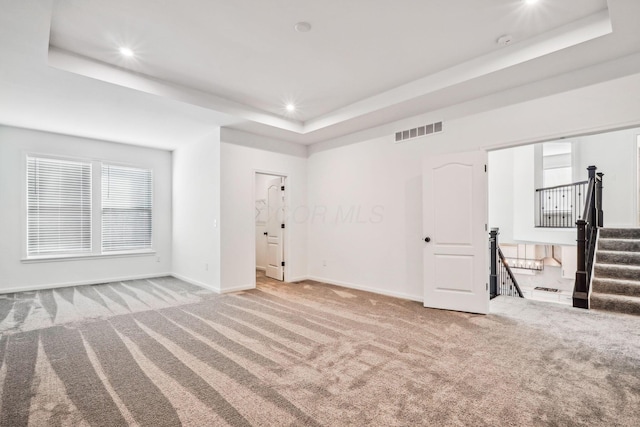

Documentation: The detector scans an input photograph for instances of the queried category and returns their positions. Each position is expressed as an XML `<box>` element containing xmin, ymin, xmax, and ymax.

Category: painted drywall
<box><xmin>0</xmin><ymin>125</ymin><xmax>172</xmax><ymax>292</ymax></box>
<box><xmin>307</xmin><ymin>135</ymin><xmax>424</xmax><ymax>301</ymax></box>
<box><xmin>307</xmin><ymin>71</ymin><xmax>640</xmax><ymax>301</ymax></box>
<box><xmin>172</xmin><ymin>130</ymin><xmax>221</xmax><ymax>291</ymax></box>
<box><xmin>220</xmin><ymin>130</ymin><xmax>308</xmax><ymax>291</ymax></box>
<box><xmin>574</xmin><ymin>127</ymin><xmax>639</xmax><ymax>228</ymax></box>
<box><xmin>488</xmin><ymin>148</ymin><xmax>515</xmax><ymax>243</ymax></box>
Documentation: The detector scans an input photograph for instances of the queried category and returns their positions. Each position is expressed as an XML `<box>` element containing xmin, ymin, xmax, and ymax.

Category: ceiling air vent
<box><xmin>394</xmin><ymin>121</ymin><xmax>443</xmax><ymax>143</ymax></box>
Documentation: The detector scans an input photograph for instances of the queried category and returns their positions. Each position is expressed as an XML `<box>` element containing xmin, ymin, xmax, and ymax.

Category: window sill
<box><xmin>21</xmin><ymin>250</ymin><xmax>156</xmax><ymax>263</ymax></box>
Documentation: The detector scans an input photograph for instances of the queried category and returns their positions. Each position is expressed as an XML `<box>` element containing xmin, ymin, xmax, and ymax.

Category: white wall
<box><xmin>488</xmin><ymin>148</ymin><xmax>515</xmax><ymax>243</ymax></box>
<box><xmin>220</xmin><ymin>129</ymin><xmax>308</xmax><ymax>291</ymax></box>
<box><xmin>307</xmin><ymin>135</ymin><xmax>424</xmax><ymax>301</ymax></box>
<box><xmin>307</xmin><ymin>72</ymin><xmax>640</xmax><ymax>302</ymax></box>
<box><xmin>172</xmin><ymin>130</ymin><xmax>221</xmax><ymax>291</ymax></box>
<box><xmin>574</xmin><ymin>127</ymin><xmax>639</xmax><ymax>228</ymax></box>
<box><xmin>0</xmin><ymin>125</ymin><xmax>172</xmax><ymax>292</ymax></box>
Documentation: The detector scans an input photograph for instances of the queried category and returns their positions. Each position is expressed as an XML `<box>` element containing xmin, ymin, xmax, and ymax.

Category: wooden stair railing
<box><xmin>573</xmin><ymin>165</ymin><xmax>604</xmax><ymax>309</ymax></box>
<box><xmin>490</xmin><ymin>228</ymin><xmax>524</xmax><ymax>299</ymax></box>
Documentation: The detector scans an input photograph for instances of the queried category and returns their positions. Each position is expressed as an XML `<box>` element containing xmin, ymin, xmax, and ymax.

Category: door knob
<box><xmin>264</xmin><ymin>232</ymin><xmax>268</xmax><ymax>236</ymax></box>
<box><xmin>424</xmin><ymin>237</ymin><xmax>431</xmax><ymax>243</ymax></box>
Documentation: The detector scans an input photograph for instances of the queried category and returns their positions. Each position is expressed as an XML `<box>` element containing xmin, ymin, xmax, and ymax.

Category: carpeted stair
<box><xmin>591</xmin><ymin>228</ymin><xmax>640</xmax><ymax>315</ymax></box>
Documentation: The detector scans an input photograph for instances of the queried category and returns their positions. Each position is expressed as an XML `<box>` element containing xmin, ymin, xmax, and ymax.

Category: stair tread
<box><xmin>591</xmin><ymin>292</ymin><xmax>640</xmax><ymax>302</ymax></box>
<box><xmin>595</xmin><ymin>263</ymin><xmax>640</xmax><ymax>269</ymax></box>
<box><xmin>593</xmin><ymin>277</ymin><xmax>640</xmax><ymax>285</ymax></box>
<box><xmin>597</xmin><ymin>250</ymin><xmax>640</xmax><ymax>254</ymax></box>
<box><xmin>600</xmin><ymin>228</ymin><xmax>640</xmax><ymax>240</ymax></box>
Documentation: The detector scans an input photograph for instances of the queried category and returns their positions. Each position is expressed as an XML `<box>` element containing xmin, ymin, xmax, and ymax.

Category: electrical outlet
<box><xmin>322</xmin><ymin>260</ymin><xmax>327</xmax><ymax>267</ymax></box>
<box><xmin>205</xmin><ymin>263</ymin><xmax>209</xmax><ymax>271</ymax></box>
<box><xmin>156</xmin><ymin>256</ymin><xmax>161</xmax><ymax>263</ymax></box>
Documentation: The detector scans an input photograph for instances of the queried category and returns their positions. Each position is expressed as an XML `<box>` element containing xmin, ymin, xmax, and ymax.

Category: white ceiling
<box><xmin>2</xmin><ymin>0</ymin><xmax>640</xmax><ymax>149</ymax></box>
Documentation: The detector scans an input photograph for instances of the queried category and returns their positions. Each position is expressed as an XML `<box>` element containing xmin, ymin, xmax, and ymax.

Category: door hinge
<box><xmin>484</xmin><ymin>164</ymin><xmax>487</xmax><ymax>172</ymax></box>
<box><xmin>281</xmin><ymin>185</ymin><xmax>285</xmax><ymax>191</ymax></box>
<box><xmin>281</xmin><ymin>223</ymin><xmax>285</xmax><ymax>229</ymax></box>
<box><xmin>281</xmin><ymin>261</ymin><xmax>285</xmax><ymax>266</ymax></box>
<box><xmin>485</xmin><ymin>224</ymin><xmax>488</xmax><ymax>231</ymax></box>
<box><xmin>486</xmin><ymin>283</ymin><xmax>488</xmax><ymax>291</ymax></box>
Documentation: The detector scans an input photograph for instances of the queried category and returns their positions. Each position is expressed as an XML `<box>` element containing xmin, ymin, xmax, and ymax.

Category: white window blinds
<box><xmin>27</xmin><ymin>156</ymin><xmax>92</xmax><ymax>255</ymax></box>
<box><xmin>102</xmin><ymin>164</ymin><xmax>153</xmax><ymax>252</ymax></box>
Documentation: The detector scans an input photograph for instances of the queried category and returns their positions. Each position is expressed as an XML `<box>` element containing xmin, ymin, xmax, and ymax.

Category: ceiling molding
<box><xmin>303</xmin><ymin>10</ymin><xmax>612</xmax><ymax>133</ymax></box>
<box><xmin>47</xmin><ymin>9</ymin><xmax>611</xmax><ymax>138</ymax></box>
<box><xmin>48</xmin><ymin>47</ymin><xmax>304</xmax><ymax>133</ymax></box>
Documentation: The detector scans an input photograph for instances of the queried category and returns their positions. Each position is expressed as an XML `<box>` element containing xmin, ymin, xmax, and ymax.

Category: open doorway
<box><xmin>488</xmin><ymin>126</ymin><xmax>640</xmax><ymax>306</ymax></box>
<box><xmin>255</xmin><ymin>172</ymin><xmax>286</xmax><ymax>281</ymax></box>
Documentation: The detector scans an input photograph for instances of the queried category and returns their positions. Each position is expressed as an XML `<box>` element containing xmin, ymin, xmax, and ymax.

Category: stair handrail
<box><xmin>573</xmin><ymin>166</ymin><xmax>604</xmax><ymax>309</ymax></box>
<box><xmin>535</xmin><ymin>180</ymin><xmax>589</xmax><ymax>228</ymax></box>
<box><xmin>490</xmin><ymin>228</ymin><xmax>524</xmax><ymax>299</ymax></box>
<box><xmin>498</xmin><ymin>246</ymin><xmax>524</xmax><ymax>298</ymax></box>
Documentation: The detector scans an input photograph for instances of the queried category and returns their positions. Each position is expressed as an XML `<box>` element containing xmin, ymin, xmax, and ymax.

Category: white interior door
<box><xmin>423</xmin><ymin>151</ymin><xmax>488</xmax><ymax>314</ymax></box>
<box><xmin>266</xmin><ymin>177</ymin><xmax>285</xmax><ymax>281</ymax></box>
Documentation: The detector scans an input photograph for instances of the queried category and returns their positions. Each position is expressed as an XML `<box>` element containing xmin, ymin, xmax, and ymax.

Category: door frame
<box><xmin>252</xmin><ymin>169</ymin><xmax>290</xmax><ymax>285</ymax></box>
<box><xmin>636</xmin><ymin>134</ymin><xmax>640</xmax><ymax>226</ymax></box>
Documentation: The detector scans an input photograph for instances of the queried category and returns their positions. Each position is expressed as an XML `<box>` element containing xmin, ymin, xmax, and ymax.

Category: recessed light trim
<box><xmin>119</xmin><ymin>47</ymin><xmax>134</xmax><ymax>57</ymax></box>
<box><xmin>286</xmin><ymin>103</ymin><xmax>296</xmax><ymax>112</ymax></box>
<box><xmin>524</xmin><ymin>0</ymin><xmax>539</xmax><ymax>5</ymax></box>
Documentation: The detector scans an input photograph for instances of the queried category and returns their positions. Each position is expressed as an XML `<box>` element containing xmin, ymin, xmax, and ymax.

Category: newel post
<box><xmin>573</xmin><ymin>219</ymin><xmax>588</xmax><ymax>309</ymax></box>
<box><xmin>489</xmin><ymin>228</ymin><xmax>499</xmax><ymax>298</ymax></box>
<box><xmin>596</xmin><ymin>172</ymin><xmax>604</xmax><ymax>228</ymax></box>
<box><xmin>587</xmin><ymin>166</ymin><xmax>597</xmax><ymax>225</ymax></box>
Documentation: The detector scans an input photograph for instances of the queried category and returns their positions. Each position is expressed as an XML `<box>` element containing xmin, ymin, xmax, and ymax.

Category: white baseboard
<box><xmin>255</xmin><ymin>266</ymin><xmax>266</xmax><ymax>271</ymax></box>
<box><xmin>306</xmin><ymin>275</ymin><xmax>423</xmax><ymax>303</ymax></box>
<box><xmin>287</xmin><ymin>276</ymin><xmax>309</xmax><ymax>283</ymax></box>
<box><xmin>0</xmin><ymin>272</ymin><xmax>172</xmax><ymax>294</ymax></box>
<box><xmin>170</xmin><ymin>273</ymin><xmax>221</xmax><ymax>294</ymax></box>
<box><xmin>220</xmin><ymin>284</ymin><xmax>256</xmax><ymax>294</ymax></box>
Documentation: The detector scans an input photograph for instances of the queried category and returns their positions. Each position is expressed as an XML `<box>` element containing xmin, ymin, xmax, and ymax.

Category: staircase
<box><xmin>591</xmin><ymin>228</ymin><xmax>640</xmax><ymax>315</ymax></box>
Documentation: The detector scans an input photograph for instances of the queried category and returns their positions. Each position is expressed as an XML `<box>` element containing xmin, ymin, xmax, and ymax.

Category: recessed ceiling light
<box><xmin>119</xmin><ymin>47</ymin><xmax>134</xmax><ymax>57</ymax></box>
<box><xmin>524</xmin><ymin>0</ymin><xmax>539</xmax><ymax>5</ymax></box>
<box><xmin>294</xmin><ymin>22</ymin><xmax>312</xmax><ymax>33</ymax></box>
<box><xmin>286</xmin><ymin>103</ymin><xmax>296</xmax><ymax>112</ymax></box>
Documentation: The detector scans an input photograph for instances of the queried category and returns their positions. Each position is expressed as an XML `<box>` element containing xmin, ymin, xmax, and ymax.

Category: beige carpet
<box><xmin>1</xmin><ymin>273</ymin><xmax>640</xmax><ymax>426</ymax></box>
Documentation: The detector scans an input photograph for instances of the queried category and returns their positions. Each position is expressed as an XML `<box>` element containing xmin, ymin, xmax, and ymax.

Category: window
<box><xmin>542</xmin><ymin>142</ymin><xmax>572</xmax><ymax>187</ymax></box>
<box><xmin>25</xmin><ymin>155</ymin><xmax>153</xmax><ymax>259</ymax></box>
<box><xmin>102</xmin><ymin>164</ymin><xmax>153</xmax><ymax>252</ymax></box>
<box><xmin>27</xmin><ymin>156</ymin><xmax>92</xmax><ymax>255</ymax></box>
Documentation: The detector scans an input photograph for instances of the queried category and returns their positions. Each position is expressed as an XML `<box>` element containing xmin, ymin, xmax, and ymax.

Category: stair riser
<box><xmin>594</xmin><ymin>265</ymin><xmax>640</xmax><ymax>281</ymax></box>
<box><xmin>600</xmin><ymin>229</ymin><xmax>640</xmax><ymax>239</ymax></box>
<box><xmin>591</xmin><ymin>295</ymin><xmax>640</xmax><ymax>316</ymax></box>
<box><xmin>592</xmin><ymin>280</ymin><xmax>640</xmax><ymax>297</ymax></box>
<box><xmin>598</xmin><ymin>240</ymin><xmax>640</xmax><ymax>252</ymax></box>
<box><xmin>596</xmin><ymin>252</ymin><xmax>640</xmax><ymax>265</ymax></box>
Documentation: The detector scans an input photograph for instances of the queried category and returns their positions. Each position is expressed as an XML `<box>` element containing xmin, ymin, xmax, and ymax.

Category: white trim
<box><xmin>0</xmin><ymin>272</ymin><xmax>171</xmax><ymax>294</ymax></box>
<box><xmin>253</xmin><ymin>170</ymin><xmax>290</xmax><ymax>285</ymax></box>
<box><xmin>636</xmin><ymin>134</ymin><xmax>640</xmax><ymax>227</ymax></box>
<box><xmin>306</xmin><ymin>275</ymin><xmax>423</xmax><ymax>303</ymax></box>
<box><xmin>21</xmin><ymin>250</ymin><xmax>156</xmax><ymax>263</ymax></box>
<box><xmin>287</xmin><ymin>276</ymin><xmax>309</xmax><ymax>283</ymax></box>
<box><xmin>170</xmin><ymin>273</ymin><xmax>220</xmax><ymax>294</ymax></box>
<box><xmin>220</xmin><ymin>284</ymin><xmax>256</xmax><ymax>294</ymax></box>
<box><xmin>255</xmin><ymin>266</ymin><xmax>266</xmax><ymax>271</ymax></box>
